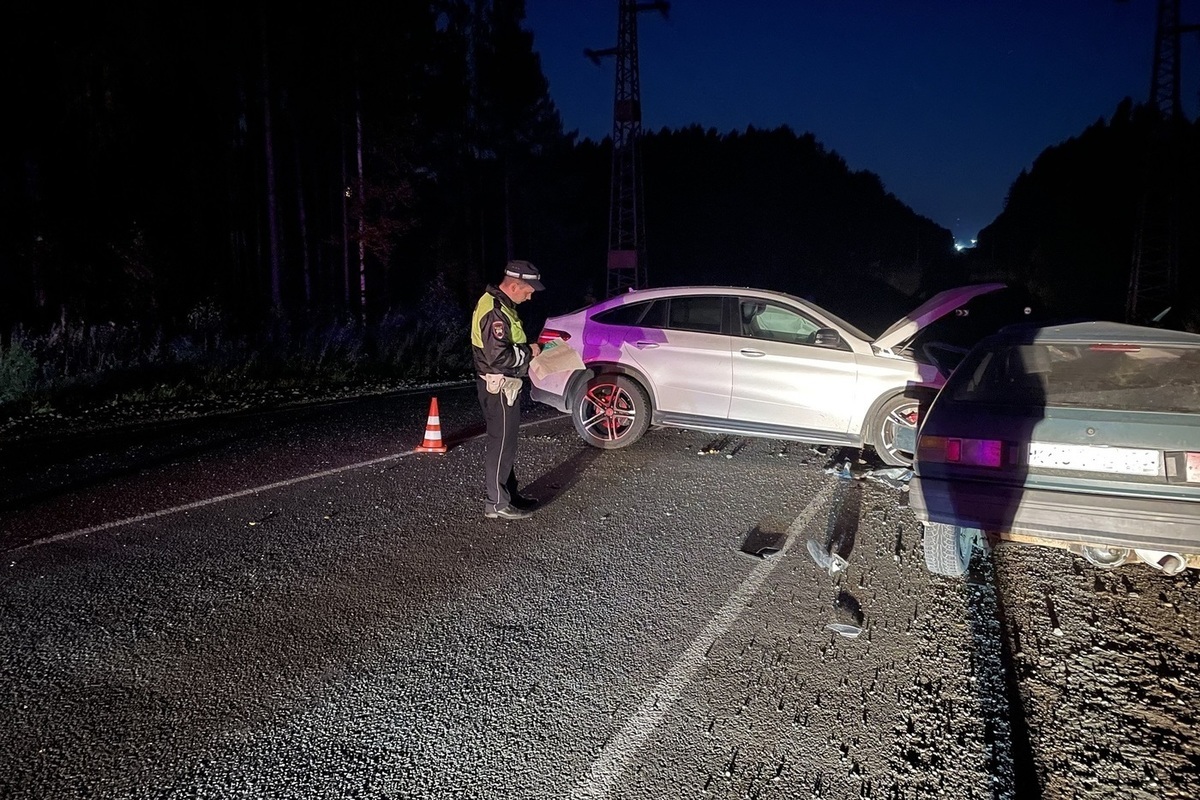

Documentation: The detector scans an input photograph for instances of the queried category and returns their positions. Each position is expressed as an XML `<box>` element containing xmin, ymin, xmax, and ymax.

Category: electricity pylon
<box><xmin>1127</xmin><ymin>0</ymin><xmax>1198</xmax><ymax>323</ymax></box>
<box><xmin>585</xmin><ymin>0</ymin><xmax>669</xmax><ymax>297</ymax></box>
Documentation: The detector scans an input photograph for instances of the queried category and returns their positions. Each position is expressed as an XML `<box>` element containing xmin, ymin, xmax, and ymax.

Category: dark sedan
<box><xmin>909</xmin><ymin>320</ymin><xmax>1200</xmax><ymax>577</ymax></box>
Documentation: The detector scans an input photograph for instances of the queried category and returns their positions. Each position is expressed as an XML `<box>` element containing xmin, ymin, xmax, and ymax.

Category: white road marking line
<box><xmin>10</xmin><ymin>414</ymin><xmax>565</xmax><ymax>553</ymax></box>
<box><xmin>570</xmin><ymin>482</ymin><xmax>838</xmax><ymax>799</ymax></box>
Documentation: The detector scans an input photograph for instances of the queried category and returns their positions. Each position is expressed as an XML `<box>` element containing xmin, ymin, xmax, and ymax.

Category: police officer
<box><xmin>471</xmin><ymin>260</ymin><xmax>544</xmax><ymax>520</ymax></box>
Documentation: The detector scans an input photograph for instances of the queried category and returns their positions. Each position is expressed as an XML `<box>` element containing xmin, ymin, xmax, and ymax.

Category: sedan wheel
<box><xmin>572</xmin><ymin>374</ymin><xmax>651</xmax><ymax>450</ymax></box>
<box><xmin>871</xmin><ymin>394</ymin><xmax>922</xmax><ymax>467</ymax></box>
<box><xmin>923</xmin><ymin>522</ymin><xmax>977</xmax><ymax>577</ymax></box>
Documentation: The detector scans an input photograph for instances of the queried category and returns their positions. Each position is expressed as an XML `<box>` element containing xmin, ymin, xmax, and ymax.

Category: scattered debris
<box><xmin>809</xmin><ymin>478</ymin><xmax>861</xmax><ymax>577</ymax></box>
<box><xmin>806</xmin><ymin>539</ymin><xmax>849</xmax><ymax>576</ymax></box>
<box><xmin>824</xmin><ymin>459</ymin><xmax>855</xmax><ymax>479</ymax></box>
<box><xmin>864</xmin><ymin>467</ymin><xmax>913</xmax><ymax>490</ymax></box>
<box><xmin>819</xmin><ymin>448</ymin><xmax>914</xmax><ymax>489</ymax></box>
<box><xmin>825</xmin><ymin>623</ymin><xmax>863</xmax><ymax>639</ymax></box>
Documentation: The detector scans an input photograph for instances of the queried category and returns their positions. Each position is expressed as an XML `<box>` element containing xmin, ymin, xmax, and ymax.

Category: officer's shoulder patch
<box><xmin>491</xmin><ymin>320</ymin><xmax>507</xmax><ymax>341</ymax></box>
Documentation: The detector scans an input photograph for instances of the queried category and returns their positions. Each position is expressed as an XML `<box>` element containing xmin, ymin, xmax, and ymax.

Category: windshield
<box><xmin>948</xmin><ymin>341</ymin><xmax>1200</xmax><ymax>414</ymax></box>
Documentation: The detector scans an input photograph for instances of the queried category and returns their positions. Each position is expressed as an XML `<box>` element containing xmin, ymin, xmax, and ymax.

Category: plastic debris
<box><xmin>863</xmin><ymin>467</ymin><xmax>913</xmax><ymax>490</ymax></box>
<box><xmin>826</xmin><ymin>623</ymin><xmax>863</xmax><ymax>639</ymax></box>
<box><xmin>806</xmin><ymin>539</ymin><xmax>831</xmax><ymax>570</ymax></box>
<box><xmin>821</xmin><ymin>453</ymin><xmax>915</xmax><ymax>487</ymax></box>
<box><xmin>824</xmin><ymin>460</ymin><xmax>854</xmax><ymax>479</ymax></box>
<box><xmin>806</xmin><ymin>540</ymin><xmax>849</xmax><ymax>576</ymax></box>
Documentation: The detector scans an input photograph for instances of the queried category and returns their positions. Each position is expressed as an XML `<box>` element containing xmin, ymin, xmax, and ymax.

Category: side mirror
<box><xmin>813</xmin><ymin>328</ymin><xmax>843</xmax><ymax>348</ymax></box>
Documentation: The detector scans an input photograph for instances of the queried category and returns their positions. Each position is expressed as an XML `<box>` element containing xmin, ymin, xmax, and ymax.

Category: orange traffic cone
<box><xmin>414</xmin><ymin>397</ymin><xmax>448</xmax><ymax>454</ymax></box>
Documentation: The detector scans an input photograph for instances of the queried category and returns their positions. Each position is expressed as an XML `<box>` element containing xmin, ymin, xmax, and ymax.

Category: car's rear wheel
<box><xmin>923</xmin><ymin>522</ymin><xmax>976</xmax><ymax>577</ymax></box>
<box><xmin>869</xmin><ymin>393</ymin><xmax>923</xmax><ymax>467</ymax></box>
<box><xmin>572</xmin><ymin>374</ymin><xmax>651</xmax><ymax>450</ymax></box>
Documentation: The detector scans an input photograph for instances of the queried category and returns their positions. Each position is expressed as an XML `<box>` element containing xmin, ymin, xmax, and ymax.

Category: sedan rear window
<box><xmin>950</xmin><ymin>342</ymin><xmax>1200</xmax><ymax>413</ymax></box>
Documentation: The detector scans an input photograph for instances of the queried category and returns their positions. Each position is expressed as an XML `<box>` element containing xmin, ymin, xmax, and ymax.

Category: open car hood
<box><xmin>872</xmin><ymin>282</ymin><xmax>1007</xmax><ymax>352</ymax></box>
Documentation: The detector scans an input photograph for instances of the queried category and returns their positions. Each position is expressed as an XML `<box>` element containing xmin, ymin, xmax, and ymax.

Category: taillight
<box><xmin>537</xmin><ymin>329</ymin><xmax>571</xmax><ymax>344</ymax></box>
<box><xmin>1165</xmin><ymin>451</ymin><xmax>1200</xmax><ymax>484</ymax></box>
<box><xmin>918</xmin><ymin>435</ymin><xmax>1004</xmax><ymax>468</ymax></box>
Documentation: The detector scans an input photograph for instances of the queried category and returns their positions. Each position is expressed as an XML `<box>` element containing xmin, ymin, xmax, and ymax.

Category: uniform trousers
<box><xmin>476</xmin><ymin>376</ymin><xmax>522</xmax><ymax>512</ymax></box>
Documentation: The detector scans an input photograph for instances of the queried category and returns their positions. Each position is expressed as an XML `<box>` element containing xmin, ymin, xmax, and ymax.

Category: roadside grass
<box><xmin>0</xmin><ymin>303</ymin><xmax>474</xmax><ymax>440</ymax></box>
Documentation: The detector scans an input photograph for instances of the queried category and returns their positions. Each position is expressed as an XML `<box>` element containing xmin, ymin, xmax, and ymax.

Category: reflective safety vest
<box><xmin>471</xmin><ymin>286</ymin><xmax>531</xmax><ymax>376</ymax></box>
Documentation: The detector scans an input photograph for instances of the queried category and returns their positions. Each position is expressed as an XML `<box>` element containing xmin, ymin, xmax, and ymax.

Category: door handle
<box><xmin>634</xmin><ymin>341</ymin><xmax>659</xmax><ymax>349</ymax></box>
<box><xmin>739</xmin><ymin>349</ymin><xmax>766</xmax><ymax>357</ymax></box>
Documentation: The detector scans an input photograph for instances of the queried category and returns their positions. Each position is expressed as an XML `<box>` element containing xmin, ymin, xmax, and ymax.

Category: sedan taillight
<box><xmin>918</xmin><ymin>435</ymin><xmax>1005</xmax><ymax>468</ymax></box>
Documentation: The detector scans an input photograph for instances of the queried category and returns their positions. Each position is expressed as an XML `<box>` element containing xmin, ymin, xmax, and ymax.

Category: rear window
<box><xmin>593</xmin><ymin>301</ymin><xmax>652</xmax><ymax>325</ymax></box>
<box><xmin>949</xmin><ymin>342</ymin><xmax>1200</xmax><ymax>413</ymax></box>
<box><xmin>591</xmin><ymin>296</ymin><xmax>724</xmax><ymax>333</ymax></box>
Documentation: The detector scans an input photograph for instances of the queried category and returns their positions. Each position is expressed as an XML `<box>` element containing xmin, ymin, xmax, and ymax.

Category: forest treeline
<box><xmin>2</xmin><ymin>2</ymin><xmax>1198</xmax><ymax>407</ymax></box>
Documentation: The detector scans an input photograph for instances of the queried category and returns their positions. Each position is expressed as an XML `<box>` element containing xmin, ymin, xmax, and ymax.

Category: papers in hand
<box><xmin>530</xmin><ymin>340</ymin><xmax>584</xmax><ymax>379</ymax></box>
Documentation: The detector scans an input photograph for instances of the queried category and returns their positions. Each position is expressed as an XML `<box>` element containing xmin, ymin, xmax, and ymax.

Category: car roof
<box><xmin>604</xmin><ymin>283</ymin><xmax>1008</xmax><ymax>352</ymax></box>
<box><xmin>598</xmin><ymin>285</ymin><xmax>875</xmax><ymax>342</ymax></box>
<box><xmin>610</xmin><ymin>285</ymin><xmax>790</xmax><ymax>300</ymax></box>
<box><xmin>990</xmin><ymin>320</ymin><xmax>1200</xmax><ymax>346</ymax></box>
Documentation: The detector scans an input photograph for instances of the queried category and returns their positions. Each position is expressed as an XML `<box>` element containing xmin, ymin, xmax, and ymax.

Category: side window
<box><xmin>593</xmin><ymin>301</ymin><xmax>651</xmax><ymax>326</ymax></box>
<box><xmin>738</xmin><ymin>300</ymin><xmax>820</xmax><ymax>344</ymax></box>
<box><xmin>639</xmin><ymin>299</ymin><xmax>669</xmax><ymax>329</ymax></box>
<box><xmin>667</xmin><ymin>296</ymin><xmax>724</xmax><ymax>333</ymax></box>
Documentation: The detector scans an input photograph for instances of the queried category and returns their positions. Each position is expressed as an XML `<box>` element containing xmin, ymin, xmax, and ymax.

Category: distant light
<box><xmin>953</xmin><ymin>238</ymin><xmax>978</xmax><ymax>252</ymax></box>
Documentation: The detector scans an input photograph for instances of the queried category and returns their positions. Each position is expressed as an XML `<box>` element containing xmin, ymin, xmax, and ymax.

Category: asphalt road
<box><xmin>1</xmin><ymin>387</ymin><xmax>1197</xmax><ymax>799</ymax></box>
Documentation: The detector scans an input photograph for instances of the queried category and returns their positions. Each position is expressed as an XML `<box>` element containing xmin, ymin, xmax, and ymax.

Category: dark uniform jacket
<box><xmin>471</xmin><ymin>285</ymin><xmax>534</xmax><ymax>378</ymax></box>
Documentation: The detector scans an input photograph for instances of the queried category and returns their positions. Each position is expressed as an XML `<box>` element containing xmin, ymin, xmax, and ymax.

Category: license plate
<box><xmin>1027</xmin><ymin>442</ymin><xmax>1161</xmax><ymax>476</ymax></box>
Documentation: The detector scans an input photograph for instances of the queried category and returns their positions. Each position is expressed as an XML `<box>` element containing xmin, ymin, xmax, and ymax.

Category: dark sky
<box><xmin>524</xmin><ymin>0</ymin><xmax>1192</xmax><ymax>247</ymax></box>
